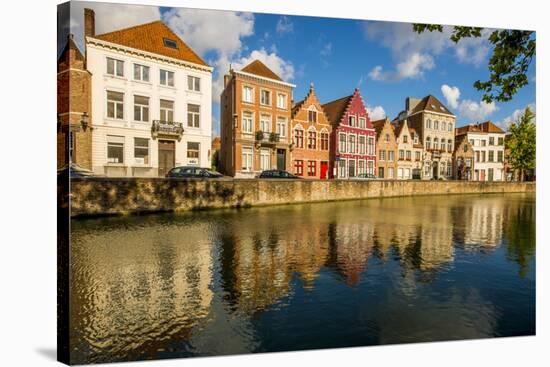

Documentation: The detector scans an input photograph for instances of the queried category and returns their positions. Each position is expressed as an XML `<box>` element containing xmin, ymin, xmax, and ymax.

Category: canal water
<box><xmin>70</xmin><ymin>193</ymin><xmax>535</xmax><ymax>364</ymax></box>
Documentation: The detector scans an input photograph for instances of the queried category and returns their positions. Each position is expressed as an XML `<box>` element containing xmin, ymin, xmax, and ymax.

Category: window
<box><xmin>133</xmin><ymin>138</ymin><xmax>149</xmax><ymax>164</ymax></box>
<box><xmin>339</xmin><ymin>133</ymin><xmax>346</xmax><ymax>153</ymax></box>
<box><xmin>348</xmin><ymin>135</ymin><xmax>356</xmax><ymax>153</ymax></box>
<box><xmin>359</xmin><ymin>117</ymin><xmax>366</xmax><ymax>128</ymax></box>
<box><xmin>260</xmin><ymin>90</ymin><xmax>271</xmax><ymax>105</ymax></box>
<box><xmin>385</xmin><ymin>134</ymin><xmax>390</xmax><ymax>143</ymax></box>
<box><xmin>498</xmin><ymin>137</ymin><xmax>504</xmax><ymax>145</ymax></box>
<box><xmin>447</xmin><ymin>139</ymin><xmax>452</xmax><ymax>152</ymax></box>
<box><xmin>481</xmin><ymin>151</ymin><xmax>486</xmax><ymax>162</ymax></box>
<box><xmin>379</xmin><ymin>149</ymin><xmax>385</xmax><ymax>161</ymax></box>
<box><xmin>358</xmin><ymin>160</ymin><xmax>366</xmax><ymax>175</ymax></box>
<box><xmin>307</xmin><ymin>161</ymin><xmax>316</xmax><ymax>176</ymax></box>
<box><xmin>187</xmin><ymin>75</ymin><xmax>201</xmax><ymax>92</ymax></box>
<box><xmin>277</xmin><ymin>117</ymin><xmax>286</xmax><ymax>137</ymax></box>
<box><xmin>414</xmin><ymin>134</ymin><xmax>419</xmax><ymax>144</ymax></box>
<box><xmin>441</xmin><ymin>122</ymin><xmax>446</xmax><ymax>131</ymax></box>
<box><xmin>378</xmin><ymin>166</ymin><xmax>384</xmax><ymax>178</ymax></box>
<box><xmin>434</xmin><ymin>137</ymin><xmax>439</xmax><ymax>150</ymax></box>
<box><xmin>388</xmin><ymin>150</ymin><xmax>394</xmax><ymax>162</ymax></box>
<box><xmin>498</xmin><ymin>150</ymin><xmax>503</xmax><ymax>162</ymax></box>
<box><xmin>348</xmin><ymin>159</ymin><xmax>356</xmax><ymax>177</ymax></box>
<box><xmin>107</xmin><ymin>91</ymin><xmax>124</xmax><ymax>119</ymax></box>
<box><xmin>183</xmin><ymin>143</ymin><xmax>199</xmax><ymax>161</ymax></box>
<box><xmin>426</xmin><ymin>119</ymin><xmax>431</xmax><ymax>129</ymax></box>
<box><xmin>388</xmin><ymin>167</ymin><xmax>394</xmax><ymax>178</ymax></box>
<box><xmin>434</xmin><ymin>120</ymin><xmax>439</xmax><ymax>130</ymax></box>
<box><xmin>163</xmin><ymin>38</ymin><xmax>178</xmax><ymax>49</ymax></box>
<box><xmin>107</xmin><ymin>136</ymin><xmax>124</xmax><ymax>163</ymax></box>
<box><xmin>481</xmin><ymin>140</ymin><xmax>486</xmax><ymax>147</ymax></box>
<box><xmin>133</xmin><ymin>64</ymin><xmax>149</xmax><ymax>82</ymax></box>
<box><xmin>159</xmin><ymin>69</ymin><xmax>174</xmax><ymax>87</ymax></box>
<box><xmin>403</xmin><ymin>135</ymin><xmax>408</xmax><ymax>144</ymax></box>
<box><xmin>277</xmin><ymin>93</ymin><xmax>287</xmax><ymax>109</ymax></box>
<box><xmin>294</xmin><ymin>160</ymin><xmax>304</xmax><ymax>176</ymax></box>
<box><xmin>446</xmin><ymin>163</ymin><xmax>452</xmax><ymax>177</ymax></box>
<box><xmin>368</xmin><ymin>137</ymin><xmax>375</xmax><ymax>155</ymax></box>
<box><xmin>160</xmin><ymin>99</ymin><xmax>174</xmax><ymax>122</ymax></box>
<box><xmin>338</xmin><ymin>160</ymin><xmax>346</xmax><ymax>178</ymax></box>
<box><xmin>398</xmin><ymin>168</ymin><xmax>403</xmax><ymax>179</ymax></box>
<box><xmin>448</xmin><ymin>122</ymin><xmax>453</xmax><ymax>132</ymax></box>
<box><xmin>489</xmin><ymin>137</ymin><xmax>495</xmax><ymax>145</ymax></box>
<box><xmin>187</xmin><ymin>104</ymin><xmax>200</xmax><ymax>128</ymax></box>
<box><xmin>133</xmin><ymin>95</ymin><xmax>149</xmax><ymax>122</ymax></box>
<box><xmin>349</xmin><ymin>115</ymin><xmax>356</xmax><ymax>127</ymax></box>
<box><xmin>260</xmin><ymin>149</ymin><xmax>270</xmax><ymax>171</ymax></box>
<box><xmin>406</xmin><ymin>150</ymin><xmax>411</xmax><ymax>160</ymax></box>
<box><xmin>415</xmin><ymin>151</ymin><xmax>421</xmax><ymax>161</ymax></box>
<box><xmin>320</xmin><ymin>131</ymin><xmax>329</xmax><ymax>150</ymax></box>
<box><xmin>399</xmin><ymin>150</ymin><xmax>405</xmax><ymax>160</ymax></box>
<box><xmin>426</xmin><ymin>137</ymin><xmax>431</xmax><ymax>150</ymax></box>
<box><xmin>359</xmin><ymin>136</ymin><xmax>366</xmax><ymax>154</ymax></box>
<box><xmin>308</xmin><ymin>110</ymin><xmax>317</xmax><ymax>123</ymax></box>
<box><xmin>488</xmin><ymin>150</ymin><xmax>494</xmax><ymax>162</ymax></box>
<box><xmin>294</xmin><ymin>129</ymin><xmax>304</xmax><ymax>148</ymax></box>
<box><xmin>367</xmin><ymin>160</ymin><xmax>374</xmax><ymax>175</ymax></box>
<box><xmin>475</xmin><ymin>151</ymin><xmax>480</xmax><ymax>162</ymax></box>
<box><xmin>243</xmin><ymin>86</ymin><xmax>253</xmax><ymax>103</ymax></box>
<box><xmin>107</xmin><ymin>57</ymin><xmax>124</xmax><ymax>77</ymax></box>
<box><xmin>242</xmin><ymin>147</ymin><xmax>253</xmax><ymax>172</ymax></box>
<box><xmin>242</xmin><ymin>112</ymin><xmax>253</xmax><ymax>133</ymax></box>
<box><xmin>260</xmin><ymin>114</ymin><xmax>271</xmax><ymax>132</ymax></box>
<box><xmin>308</xmin><ymin>130</ymin><xmax>317</xmax><ymax>149</ymax></box>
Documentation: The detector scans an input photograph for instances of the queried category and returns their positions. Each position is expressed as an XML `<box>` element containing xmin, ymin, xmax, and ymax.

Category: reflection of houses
<box><xmin>290</xmin><ymin>83</ymin><xmax>332</xmax><ymax>179</ymax></box>
<box><xmin>455</xmin><ymin>121</ymin><xmax>506</xmax><ymax>181</ymax></box>
<box><xmin>372</xmin><ymin>118</ymin><xmax>397</xmax><ymax>179</ymax></box>
<box><xmin>323</xmin><ymin>89</ymin><xmax>377</xmax><ymax>178</ymax></box>
<box><xmin>462</xmin><ymin>198</ymin><xmax>504</xmax><ymax>248</ymax></box>
<box><xmin>84</xmin><ymin>9</ymin><xmax>213</xmax><ymax>176</ymax></box>
<box><xmin>57</xmin><ymin>33</ymin><xmax>92</xmax><ymax>169</ymax></box>
<box><xmin>220</xmin><ymin>60</ymin><xmax>295</xmax><ymax>177</ymax></box>
<box><xmin>453</xmin><ymin>134</ymin><xmax>475</xmax><ymax>180</ymax></box>
<box><xmin>395</xmin><ymin>95</ymin><xmax>456</xmax><ymax>179</ymax></box>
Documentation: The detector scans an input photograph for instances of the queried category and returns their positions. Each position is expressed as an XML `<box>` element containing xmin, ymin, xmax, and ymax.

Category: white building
<box><xmin>84</xmin><ymin>10</ymin><xmax>213</xmax><ymax>177</ymax></box>
<box><xmin>455</xmin><ymin>121</ymin><xmax>506</xmax><ymax>181</ymax></box>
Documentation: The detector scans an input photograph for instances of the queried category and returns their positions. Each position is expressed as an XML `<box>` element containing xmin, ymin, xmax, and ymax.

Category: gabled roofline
<box><xmin>86</xmin><ymin>36</ymin><xmax>213</xmax><ymax>73</ymax></box>
<box><xmin>233</xmin><ymin>70</ymin><xmax>296</xmax><ymax>88</ymax></box>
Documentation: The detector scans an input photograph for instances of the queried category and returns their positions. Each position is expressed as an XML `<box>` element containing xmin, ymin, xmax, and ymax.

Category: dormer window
<box><xmin>163</xmin><ymin>38</ymin><xmax>178</xmax><ymax>49</ymax></box>
<box><xmin>308</xmin><ymin>109</ymin><xmax>317</xmax><ymax>123</ymax></box>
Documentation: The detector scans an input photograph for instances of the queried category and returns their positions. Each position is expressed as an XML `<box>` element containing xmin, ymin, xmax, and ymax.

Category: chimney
<box><xmin>84</xmin><ymin>8</ymin><xmax>95</xmax><ymax>38</ymax></box>
<box><xmin>406</xmin><ymin>97</ymin><xmax>421</xmax><ymax>113</ymax></box>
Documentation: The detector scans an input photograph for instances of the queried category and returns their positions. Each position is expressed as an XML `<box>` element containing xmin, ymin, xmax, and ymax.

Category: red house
<box><xmin>322</xmin><ymin>89</ymin><xmax>376</xmax><ymax>179</ymax></box>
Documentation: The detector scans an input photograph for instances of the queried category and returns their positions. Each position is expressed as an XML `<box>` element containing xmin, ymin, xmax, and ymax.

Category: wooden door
<box><xmin>158</xmin><ymin>140</ymin><xmax>175</xmax><ymax>177</ymax></box>
<box><xmin>320</xmin><ymin>161</ymin><xmax>328</xmax><ymax>179</ymax></box>
<box><xmin>277</xmin><ymin>149</ymin><xmax>286</xmax><ymax>170</ymax></box>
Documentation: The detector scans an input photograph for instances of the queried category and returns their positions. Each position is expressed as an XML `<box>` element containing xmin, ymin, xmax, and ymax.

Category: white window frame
<box><xmin>260</xmin><ymin>114</ymin><xmax>271</xmax><ymax>133</ymax></box>
<box><xmin>106</xmin><ymin>90</ymin><xmax>124</xmax><ymax>120</ymax></box>
<box><xmin>187</xmin><ymin>104</ymin><xmax>201</xmax><ymax>128</ymax></box>
<box><xmin>242</xmin><ymin>85</ymin><xmax>254</xmax><ymax>103</ymax></box>
<box><xmin>187</xmin><ymin>75</ymin><xmax>201</xmax><ymax>92</ymax></box>
<box><xmin>160</xmin><ymin>69</ymin><xmax>175</xmax><ymax>87</ymax></box>
<box><xmin>359</xmin><ymin>135</ymin><xmax>366</xmax><ymax>154</ymax></box>
<box><xmin>106</xmin><ymin>135</ymin><xmax>125</xmax><ymax>164</ymax></box>
<box><xmin>106</xmin><ymin>57</ymin><xmax>124</xmax><ymax>77</ymax></box>
<box><xmin>242</xmin><ymin>111</ymin><xmax>253</xmax><ymax>134</ymax></box>
<box><xmin>277</xmin><ymin>93</ymin><xmax>287</xmax><ymax>109</ymax></box>
<box><xmin>133</xmin><ymin>63</ymin><xmax>150</xmax><ymax>82</ymax></box>
<box><xmin>348</xmin><ymin>134</ymin><xmax>356</xmax><ymax>153</ymax></box>
<box><xmin>339</xmin><ymin>133</ymin><xmax>347</xmax><ymax>153</ymax></box>
<box><xmin>242</xmin><ymin>146</ymin><xmax>253</xmax><ymax>172</ymax></box>
<box><xmin>349</xmin><ymin>115</ymin><xmax>356</xmax><ymax>127</ymax></box>
<box><xmin>359</xmin><ymin>117</ymin><xmax>366</xmax><ymax>129</ymax></box>
<box><xmin>277</xmin><ymin>117</ymin><xmax>287</xmax><ymax>138</ymax></box>
<box><xmin>260</xmin><ymin>89</ymin><xmax>271</xmax><ymax>106</ymax></box>
<box><xmin>160</xmin><ymin>99</ymin><xmax>174</xmax><ymax>122</ymax></box>
<box><xmin>133</xmin><ymin>137</ymin><xmax>149</xmax><ymax>165</ymax></box>
<box><xmin>368</xmin><ymin>136</ymin><xmax>375</xmax><ymax>155</ymax></box>
<box><xmin>260</xmin><ymin>148</ymin><xmax>270</xmax><ymax>171</ymax></box>
<box><xmin>133</xmin><ymin>95</ymin><xmax>150</xmax><ymax>122</ymax></box>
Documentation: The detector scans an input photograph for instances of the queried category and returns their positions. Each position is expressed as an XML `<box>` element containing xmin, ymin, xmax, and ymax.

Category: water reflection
<box><xmin>70</xmin><ymin>193</ymin><xmax>535</xmax><ymax>364</ymax></box>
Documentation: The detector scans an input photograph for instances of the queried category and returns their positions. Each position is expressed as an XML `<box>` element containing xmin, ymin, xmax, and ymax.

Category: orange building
<box><xmin>290</xmin><ymin>84</ymin><xmax>332</xmax><ymax>179</ymax></box>
<box><xmin>372</xmin><ymin>117</ymin><xmax>397</xmax><ymax>179</ymax></box>
<box><xmin>220</xmin><ymin>60</ymin><xmax>295</xmax><ymax>177</ymax></box>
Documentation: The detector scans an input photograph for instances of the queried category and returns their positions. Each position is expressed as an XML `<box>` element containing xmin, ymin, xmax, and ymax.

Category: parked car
<box><xmin>166</xmin><ymin>166</ymin><xmax>224</xmax><ymax>178</ymax></box>
<box><xmin>355</xmin><ymin>173</ymin><xmax>378</xmax><ymax>180</ymax></box>
<box><xmin>258</xmin><ymin>170</ymin><xmax>301</xmax><ymax>179</ymax></box>
<box><xmin>57</xmin><ymin>163</ymin><xmax>101</xmax><ymax>178</ymax></box>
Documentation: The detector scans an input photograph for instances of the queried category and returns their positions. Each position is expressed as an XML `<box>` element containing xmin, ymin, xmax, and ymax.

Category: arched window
<box><xmin>426</xmin><ymin>119</ymin><xmax>431</xmax><ymax>129</ymax></box>
<box><xmin>385</xmin><ymin>133</ymin><xmax>390</xmax><ymax>143</ymax></box>
<box><xmin>294</xmin><ymin>128</ymin><xmax>304</xmax><ymax>148</ymax></box>
<box><xmin>434</xmin><ymin>120</ymin><xmax>439</xmax><ymax>130</ymax></box>
<box><xmin>441</xmin><ymin>121</ymin><xmax>446</xmax><ymax>131</ymax></box>
<box><xmin>320</xmin><ymin>129</ymin><xmax>329</xmax><ymax>150</ymax></box>
<box><xmin>307</xmin><ymin>128</ymin><xmax>317</xmax><ymax>149</ymax></box>
<box><xmin>448</xmin><ymin>139</ymin><xmax>452</xmax><ymax>152</ymax></box>
<box><xmin>448</xmin><ymin>122</ymin><xmax>453</xmax><ymax>132</ymax></box>
<box><xmin>426</xmin><ymin>136</ymin><xmax>431</xmax><ymax>150</ymax></box>
<box><xmin>434</xmin><ymin>137</ymin><xmax>439</xmax><ymax>150</ymax></box>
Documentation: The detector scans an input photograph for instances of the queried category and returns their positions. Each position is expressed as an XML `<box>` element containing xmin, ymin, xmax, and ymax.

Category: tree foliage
<box><xmin>505</xmin><ymin>107</ymin><xmax>536</xmax><ymax>181</ymax></box>
<box><xmin>413</xmin><ymin>24</ymin><xmax>535</xmax><ymax>103</ymax></box>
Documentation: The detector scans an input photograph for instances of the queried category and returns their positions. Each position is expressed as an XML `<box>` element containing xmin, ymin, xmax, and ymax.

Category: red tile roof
<box><xmin>94</xmin><ymin>20</ymin><xmax>208</xmax><ymax>67</ymax></box>
<box><xmin>322</xmin><ymin>95</ymin><xmax>352</xmax><ymax>125</ymax></box>
<box><xmin>240</xmin><ymin>60</ymin><xmax>283</xmax><ymax>81</ymax></box>
<box><xmin>455</xmin><ymin>121</ymin><xmax>505</xmax><ymax>135</ymax></box>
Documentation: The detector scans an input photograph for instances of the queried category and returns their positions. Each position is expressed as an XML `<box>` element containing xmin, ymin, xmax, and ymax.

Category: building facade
<box><xmin>396</xmin><ymin>95</ymin><xmax>456</xmax><ymax>180</ymax></box>
<box><xmin>393</xmin><ymin>120</ymin><xmax>423</xmax><ymax>179</ymax></box>
<box><xmin>455</xmin><ymin>121</ymin><xmax>506</xmax><ymax>181</ymax></box>
<box><xmin>85</xmin><ymin>9</ymin><xmax>213</xmax><ymax>177</ymax></box>
<box><xmin>372</xmin><ymin>118</ymin><xmax>397</xmax><ymax>179</ymax></box>
<box><xmin>57</xmin><ymin>33</ymin><xmax>92</xmax><ymax>169</ymax></box>
<box><xmin>219</xmin><ymin>60</ymin><xmax>295</xmax><ymax>177</ymax></box>
<box><xmin>323</xmin><ymin>89</ymin><xmax>376</xmax><ymax>179</ymax></box>
<box><xmin>453</xmin><ymin>135</ymin><xmax>475</xmax><ymax>180</ymax></box>
<box><xmin>290</xmin><ymin>84</ymin><xmax>332</xmax><ymax>179</ymax></box>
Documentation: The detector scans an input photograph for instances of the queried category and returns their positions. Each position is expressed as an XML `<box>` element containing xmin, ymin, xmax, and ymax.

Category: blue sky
<box><xmin>61</xmin><ymin>2</ymin><xmax>536</xmax><ymax>135</ymax></box>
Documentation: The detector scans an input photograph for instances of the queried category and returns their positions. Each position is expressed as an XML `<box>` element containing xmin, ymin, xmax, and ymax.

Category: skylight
<box><xmin>163</xmin><ymin>38</ymin><xmax>178</xmax><ymax>49</ymax></box>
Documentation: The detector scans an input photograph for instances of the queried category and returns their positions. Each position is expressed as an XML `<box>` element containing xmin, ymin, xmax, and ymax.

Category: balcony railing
<box><xmin>152</xmin><ymin>120</ymin><xmax>184</xmax><ymax>141</ymax></box>
<box><xmin>255</xmin><ymin>130</ymin><xmax>280</xmax><ymax>144</ymax></box>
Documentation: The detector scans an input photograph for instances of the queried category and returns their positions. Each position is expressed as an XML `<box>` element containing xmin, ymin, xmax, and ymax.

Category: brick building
<box><xmin>290</xmin><ymin>83</ymin><xmax>332</xmax><ymax>179</ymax></box>
<box><xmin>220</xmin><ymin>60</ymin><xmax>295</xmax><ymax>177</ymax></box>
<box><xmin>322</xmin><ymin>89</ymin><xmax>376</xmax><ymax>179</ymax></box>
<box><xmin>453</xmin><ymin>134</ymin><xmax>475</xmax><ymax>180</ymax></box>
<box><xmin>57</xmin><ymin>33</ymin><xmax>92</xmax><ymax>169</ymax></box>
<box><xmin>372</xmin><ymin>117</ymin><xmax>397</xmax><ymax>179</ymax></box>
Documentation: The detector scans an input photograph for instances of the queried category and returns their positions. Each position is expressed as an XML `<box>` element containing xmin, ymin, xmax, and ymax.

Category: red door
<box><xmin>480</xmin><ymin>170</ymin><xmax>486</xmax><ymax>181</ymax></box>
<box><xmin>320</xmin><ymin>161</ymin><xmax>328</xmax><ymax>179</ymax></box>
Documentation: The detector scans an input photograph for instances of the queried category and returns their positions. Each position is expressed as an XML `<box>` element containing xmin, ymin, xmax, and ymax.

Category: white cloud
<box><xmin>65</xmin><ymin>1</ymin><xmax>161</xmax><ymax>52</ymax></box>
<box><xmin>441</xmin><ymin>84</ymin><xmax>461</xmax><ymax>109</ymax></box>
<box><xmin>497</xmin><ymin>103</ymin><xmax>536</xmax><ymax>129</ymax></box>
<box><xmin>369</xmin><ymin>53</ymin><xmax>433</xmax><ymax>81</ymax></box>
<box><xmin>367</xmin><ymin>105</ymin><xmax>386</xmax><ymax>120</ymax></box>
<box><xmin>232</xmin><ymin>48</ymin><xmax>295</xmax><ymax>82</ymax></box>
<box><xmin>276</xmin><ymin>16</ymin><xmax>294</xmax><ymax>34</ymax></box>
<box><xmin>363</xmin><ymin>21</ymin><xmax>491</xmax><ymax>81</ymax></box>
<box><xmin>320</xmin><ymin>42</ymin><xmax>332</xmax><ymax>57</ymax></box>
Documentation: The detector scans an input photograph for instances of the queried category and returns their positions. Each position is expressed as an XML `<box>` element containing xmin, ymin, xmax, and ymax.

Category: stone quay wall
<box><xmin>70</xmin><ymin>178</ymin><xmax>535</xmax><ymax>217</ymax></box>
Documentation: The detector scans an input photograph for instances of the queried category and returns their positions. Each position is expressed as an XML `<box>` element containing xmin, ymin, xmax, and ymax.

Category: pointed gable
<box><xmin>94</xmin><ymin>20</ymin><xmax>208</xmax><ymax>67</ymax></box>
<box><xmin>411</xmin><ymin>95</ymin><xmax>454</xmax><ymax>116</ymax></box>
<box><xmin>58</xmin><ymin>34</ymin><xmax>85</xmax><ymax>72</ymax></box>
<box><xmin>322</xmin><ymin>95</ymin><xmax>353</xmax><ymax>126</ymax></box>
<box><xmin>292</xmin><ymin>83</ymin><xmax>327</xmax><ymax>119</ymax></box>
<box><xmin>241</xmin><ymin>59</ymin><xmax>283</xmax><ymax>81</ymax></box>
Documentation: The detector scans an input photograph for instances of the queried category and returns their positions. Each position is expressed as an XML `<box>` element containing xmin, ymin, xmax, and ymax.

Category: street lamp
<box><xmin>81</xmin><ymin>112</ymin><xmax>89</xmax><ymax>131</ymax></box>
